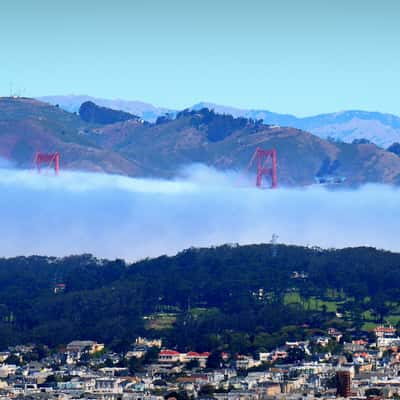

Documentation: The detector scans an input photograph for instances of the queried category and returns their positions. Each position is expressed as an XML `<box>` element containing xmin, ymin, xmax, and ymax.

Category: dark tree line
<box><xmin>0</xmin><ymin>245</ymin><xmax>398</xmax><ymax>352</ymax></box>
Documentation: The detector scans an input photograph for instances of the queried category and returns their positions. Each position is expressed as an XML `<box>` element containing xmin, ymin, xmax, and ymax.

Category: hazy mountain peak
<box><xmin>37</xmin><ymin>95</ymin><xmax>400</xmax><ymax>148</ymax></box>
<box><xmin>38</xmin><ymin>95</ymin><xmax>173</xmax><ymax>122</ymax></box>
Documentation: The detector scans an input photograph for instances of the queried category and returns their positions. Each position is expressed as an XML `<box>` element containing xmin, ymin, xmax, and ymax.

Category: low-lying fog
<box><xmin>0</xmin><ymin>165</ymin><xmax>398</xmax><ymax>260</ymax></box>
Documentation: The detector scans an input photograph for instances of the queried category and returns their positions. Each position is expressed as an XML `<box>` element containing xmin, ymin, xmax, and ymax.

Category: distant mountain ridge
<box><xmin>191</xmin><ymin>102</ymin><xmax>400</xmax><ymax>149</ymax></box>
<box><xmin>7</xmin><ymin>96</ymin><xmax>399</xmax><ymax>186</ymax></box>
<box><xmin>38</xmin><ymin>95</ymin><xmax>173</xmax><ymax>122</ymax></box>
<box><xmin>38</xmin><ymin>96</ymin><xmax>400</xmax><ymax>148</ymax></box>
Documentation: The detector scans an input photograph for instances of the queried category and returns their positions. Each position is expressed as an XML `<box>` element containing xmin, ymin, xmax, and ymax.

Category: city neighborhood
<box><xmin>0</xmin><ymin>326</ymin><xmax>400</xmax><ymax>399</ymax></box>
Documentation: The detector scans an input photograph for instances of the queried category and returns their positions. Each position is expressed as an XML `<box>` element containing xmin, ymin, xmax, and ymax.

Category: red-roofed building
<box><xmin>158</xmin><ymin>349</ymin><xmax>181</xmax><ymax>363</ymax></box>
<box><xmin>185</xmin><ymin>351</ymin><xmax>210</xmax><ymax>367</ymax></box>
<box><xmin>374</xmin><ymin>325</ymin><xmax>396</xmax><ymax>338</ymax></box>
<box><xmin>352</xmin><ymin>339</ymin><xmax>368</xmax><ymax>346</ymax></box>
<box><xmin>158</xmin><ymin>350</ymin><xmax>211</xmax><ymax>365</ymax></box>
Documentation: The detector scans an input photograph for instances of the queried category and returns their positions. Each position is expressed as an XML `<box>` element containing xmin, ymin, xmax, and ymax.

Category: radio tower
<box><xmin>247</xmin><ymin>148</ymin><xmax>278</xmax><ymax>188</ymax></box>
<box><xmin>270</xmin><ymin>234</ymin><xmax>279</xmax><ymax>257</ymax></box>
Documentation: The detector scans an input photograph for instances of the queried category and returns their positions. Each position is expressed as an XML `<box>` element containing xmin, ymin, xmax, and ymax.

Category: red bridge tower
<box><xmin>247</xmin><ymin>148</ymin><xmax>277</xmax><ymax>189</ymax></box>
<box><xmin>34</xmin><ymin>152</ymin><xmax>60</xmax><ymax>175</ymax></box>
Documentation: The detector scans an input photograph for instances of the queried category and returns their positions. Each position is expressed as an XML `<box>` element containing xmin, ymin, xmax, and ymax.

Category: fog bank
<box><xmin>0</xmin><ymin>166</ymin><xmax>399</xmax><ymax>260</ymax></box>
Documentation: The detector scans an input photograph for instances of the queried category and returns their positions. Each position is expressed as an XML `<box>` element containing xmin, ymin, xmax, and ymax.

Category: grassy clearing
<box><xmin>144</xmin><ymin>313</ymin><xmax>177</xmax><ymax>330</ymax></box>
<box><xmin>386</xmin><ymin>315</ymin><xmax>400</xmax><ymax>326</ymax></box>
<box><xmin>190</xmin><ymin>307</ymin><xmax>221</xmax><ymax>320</ymax></box>
<box><xmin>362</xmin><ymin>322</ymin><xmax>378</xmax><ymax>331</ymax></box>
<box><xmin>283</xmin><ymin>291</ymin><xmax>340</xmax><ymax>313</ymax></box>
<box><xmin>284</xmin><ymin>290</ymin><xmax>400</xmax><ymax>330</ymax></box>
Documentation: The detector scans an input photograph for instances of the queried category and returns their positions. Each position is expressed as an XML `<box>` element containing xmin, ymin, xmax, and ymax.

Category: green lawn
<box><xmin>283</xmin><ymin>291</ymin><xmax>340</xmax><ymax>312</ymax></box>
<box><xmin>362</xmin><ymin>322</ymin><xmax>378</xmax><ymax>331</ymax></box>
<box><xmin>386</xmin><ymin>315</ymin><xmax>400</xmax><ymax>326</ymax></box>
<box><xmin>144</xmin><ymin>313</ymin><xmax>177</xmax><ymax>330</ymax></box>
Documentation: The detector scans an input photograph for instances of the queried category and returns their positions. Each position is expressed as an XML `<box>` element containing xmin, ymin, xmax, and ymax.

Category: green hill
<box><xmin>1</xmin><ymin>98</ymin><xmax>400</xmax><ymax>186</ymax></box>
<box><xmin>0</xmin><ymin>245</ymin><xmax>399</xmax><ymax>352</ymax></box>
<box><xmin>0</xmin><ymin>97</ymin><xmax>142</xmax><ymax>175</ymax></box>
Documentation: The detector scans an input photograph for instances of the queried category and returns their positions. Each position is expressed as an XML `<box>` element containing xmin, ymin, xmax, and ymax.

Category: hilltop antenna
<box><xmin>270</xmin><ymin>234</ymin><xmax>279</xmax><ymax>257</ymax></box>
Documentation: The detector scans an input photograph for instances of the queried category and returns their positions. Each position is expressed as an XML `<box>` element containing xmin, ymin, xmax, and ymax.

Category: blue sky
<box><xmin>0</xmin><ymin>0</ymin><xmax>399</xmax><ymax>116</ymax></box>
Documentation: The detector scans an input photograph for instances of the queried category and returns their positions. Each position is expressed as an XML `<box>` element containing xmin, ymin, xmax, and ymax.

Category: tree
<box><xmin>128</xmin><ymin>356</ymin><xmax>142</xmax><ymax>374</ymax></box>
<box><xmin>104</xmin><ymin>358</ymin><xmax>114</xmax><ymax>368</ymax></box>
<box><xmin>373</xmin><ymin>297</ymin><xmax>390</xmax><ymax>323</ymax></box>
<box><xmin>387</xmin><ymin>142</ymin><xmax>400</xmax><ymax>156</ymax></box>
<box><xmin>5</xmin><ymin>354</ymin><xmax>21</xmax><ymax>366</ymax></box>
<box><xmin>206</xmin><ymin>352</ymin><xmax>223</xmax><ymax>369</ymax></box>
<box><xmin>365</xmin><ymin>388</ymin><xmax>382</xmax><ymax>397</ymax></box>
<box><xmin>143</xmin><ymin>347</ymin><xmax>159</xmax><ymax>364</ymax></box>
<box><xmin>198</xmin><ymin>384</ymin><xmax>215</xmax><ymax>397</ymax></box>
<box><xmin>165</xmin><ymin>391</ymin><xmax>190</xmax><ymax>400</ymax></box>
<box><xmin>186</xmin><ymin>359</ymin><xmax>200</xmax><ymax>370</ymax></box>
<box><xmin>285</xmin><ymin>347</ymin><xmax>306</xmax><ymax>363</ymax></box>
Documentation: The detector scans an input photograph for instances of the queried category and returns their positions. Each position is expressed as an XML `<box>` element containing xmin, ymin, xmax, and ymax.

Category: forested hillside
<box><xmin>0</xmin><ymin>245</ymin><xmax>399</xmax><ymax>353</ymax></box>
